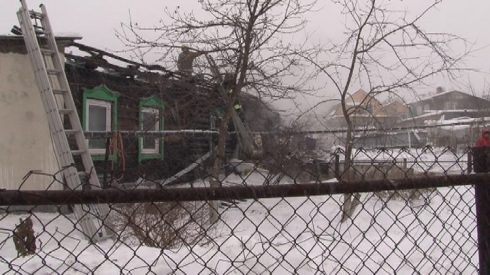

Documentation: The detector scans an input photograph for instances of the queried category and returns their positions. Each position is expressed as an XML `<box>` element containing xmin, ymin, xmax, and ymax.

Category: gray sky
<box><xmin>2</xmin><ymin>0</ymin><xmax>490</xmax><ymax>111</ymax></box>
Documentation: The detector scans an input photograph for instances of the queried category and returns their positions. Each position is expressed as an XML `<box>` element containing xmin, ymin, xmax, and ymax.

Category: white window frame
<box><xmin>366</xmin><ymin>103</ymin><xmax>374</xmax><ymax>113</ymax></box>
<box><xmin>86</xmin><ymin>99</ymin><xmax>112</xmax><ymax>155</ymax></box>
<box><xmin>141</xmin><ymin>107</ymin><xmax>160</xmax><ymax>155</ymax></box>
<box><xmin>416</xmin><ymin>106</ymin><xmax>422</xmax><ymax>115</ymax></box>
<box><xmin>444</xmin><ymin>102</ymin><xmax>457</xmax><ymax>110</ymax></box>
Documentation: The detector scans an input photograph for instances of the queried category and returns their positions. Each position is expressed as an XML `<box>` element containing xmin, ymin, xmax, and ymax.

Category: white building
<box><xmin>0</xmin><ymin>35</ymin><xmax>79</xmax><ymax>190</ymax></box>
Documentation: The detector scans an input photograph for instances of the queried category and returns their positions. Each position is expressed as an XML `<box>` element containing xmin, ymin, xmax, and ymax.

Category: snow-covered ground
<box><xmin>0</xmin><ymin>148</ymin><xmax>479</xmax><ymax>274</ymax></box>
<box><xmin>352</xmin><ymin>147</ymin><xmax>469</xmax><ymax>175</ymax></box>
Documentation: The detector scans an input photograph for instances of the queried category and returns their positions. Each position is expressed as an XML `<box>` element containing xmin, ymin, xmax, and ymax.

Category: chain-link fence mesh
<box><xmin>0</xmin><ymin>146</ymin><xmax>488</xmax><ymax>274</ymax></box>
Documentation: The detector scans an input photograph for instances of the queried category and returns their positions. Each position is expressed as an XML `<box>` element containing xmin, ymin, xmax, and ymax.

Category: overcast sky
<box><xmin>2</xmin><ymin>0</ymin><xmax>490</xmax><ymax>111</ymax></box>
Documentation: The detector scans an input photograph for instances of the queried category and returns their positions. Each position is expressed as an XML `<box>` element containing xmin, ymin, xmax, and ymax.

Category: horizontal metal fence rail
<box><xmin>0</xmin><ymin>173</ymin><xmax>489</xmax><ymax>205</ymax></box>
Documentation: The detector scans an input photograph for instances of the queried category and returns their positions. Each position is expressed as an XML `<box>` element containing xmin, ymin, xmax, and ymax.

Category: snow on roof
<box><xmin>410</xmin><ymin>90</ymin><xmax>475</xmax><ymax>104</ymax></box>
<box><xmin>330</xmin><ymin>114</ymin><xmax>389</xmax><ymax>118</ymax></box>
<box><xmin>53</xmin><ymin>32</ymin><xmax>83</xmax><ymax>39</ymax></box>
<box><xmin>439</xmin><ymin>109</ymin><xmax>482</xmax><ymax>113</ymax></box>
<box><xmin>403</xmin><ymin>109</ymin><xmax>487</xmax><ymax>123</ymax></box>
<box><xmin>0</xmin><ymin>33</ymin><xmax>82</xmax><ymax>40</ymax></box>
<box><xmin>411</xmin><ymin>90</ymin><xmax>453</xmax><ymax>103</ymax></box>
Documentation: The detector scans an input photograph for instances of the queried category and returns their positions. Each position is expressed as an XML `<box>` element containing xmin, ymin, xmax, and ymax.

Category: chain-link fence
<box><xmin>1</xmin><ymin>146</ymin><xmax>489</xmax><ymax>274</ymax></box>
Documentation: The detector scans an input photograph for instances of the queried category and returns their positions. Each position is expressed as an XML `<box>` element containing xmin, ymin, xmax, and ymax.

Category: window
<box><xmin>86</xmin><ymin>99</ymin><xmax>111</xmax><ymax>154</ymax></box>
<box><xmin>139</xmin><ymin>96</ymin><xmax>165</xmax><ymax>162</ymax></box>
<box><xmin>141</xmin><ymin>107</ymin><xmax>160</xmax><ymax>154</ymax></box>
<box><xmin>82</xmin><ymin>85</ymin><xmax>119</xmax><ymax>159</ymax></box>
<box><xmin>366</xmin><ymin>103</ymin><xmax>374</xmax><ymax>113</ymax></box>
<box><xmin>444</xmin><ymin>102</ymin><xmax>457</xmax><ymax>110</ymax></box>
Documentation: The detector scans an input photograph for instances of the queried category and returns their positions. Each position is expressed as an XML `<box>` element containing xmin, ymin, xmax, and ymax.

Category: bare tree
<box><xmin>301</xmin><ymin>0</ymin><xmax>471</xmax><ymax>222</ymax></box>
<box><xmin>117</xmin><ymin>0</ymin><xmax>318</xmax><ymax>223</ymax></box>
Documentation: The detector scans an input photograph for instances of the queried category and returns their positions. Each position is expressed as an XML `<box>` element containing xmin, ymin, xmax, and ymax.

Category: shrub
<box><xmin>109</xmin><ymin>201</ymin><xmax>215</xmax><ymax>249</ymax></box>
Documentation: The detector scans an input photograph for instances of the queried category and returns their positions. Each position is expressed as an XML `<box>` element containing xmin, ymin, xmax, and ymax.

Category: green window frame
<box><xmin>82</xmin><ymin>85</ymin><xmax>119</xmax><ymax>161</ymax></box>
<box><xmin>139</xmin><ymin>95</ymin><xmax>165</xmax><ymax>162</ymax></box>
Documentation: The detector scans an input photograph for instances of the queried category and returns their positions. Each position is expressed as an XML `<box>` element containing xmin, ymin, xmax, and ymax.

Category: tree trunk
<box><xmin>208</xmin><ymin>108</ymin><xmax>233</xmax><ymax>224</ymax></box>
<box><xmin>340</xmin><ymin>129</ymin><xmax>361</xmax><ymax>223</ymax></box>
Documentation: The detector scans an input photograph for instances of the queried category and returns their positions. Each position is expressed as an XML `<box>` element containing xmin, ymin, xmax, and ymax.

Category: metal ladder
<box><xmin>17</xmin><ymin>0</ymin><xmax>113</xmax><ymax>243</ymax></box>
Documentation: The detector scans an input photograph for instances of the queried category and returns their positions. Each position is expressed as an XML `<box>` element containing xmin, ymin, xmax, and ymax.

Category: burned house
<box><xmin>0</xmin><ymin>35</ymin><xmax>276</xmax><ymax>189</ymax></box>
<box><xmin>65</xmin><ymin>42</ymin><xmax>280</xmax><ymax>184</ymax></box>
<box><xmin>64</xmin><ymin>42</ymin><xmax>224</xmax><ymax>184</ymax></box>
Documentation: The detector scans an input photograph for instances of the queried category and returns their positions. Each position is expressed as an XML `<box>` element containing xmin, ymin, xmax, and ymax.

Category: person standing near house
<box><xmin>177</xmin><ymin>45</ymin><xmax>204</xmax><ymax>76</ymax></box>
<box><xmin>476</xmin><ymin>129</ymin><xmax>490</xmax><ymax>147</ymax></box>
<box><xmin>474</xmin><ymin>129</ymin><xmax>490</xmax><ymax>172</ymax></box>
<box><xmin>230</xmin><ymin>89</ymin><xmax>245</xmax><ymax>121</ymax></box>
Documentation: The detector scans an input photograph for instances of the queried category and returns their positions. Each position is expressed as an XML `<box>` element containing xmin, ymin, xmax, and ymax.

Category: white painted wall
<box><xmin>0</xmin><ymin>52</ymin><xmax>63</xmax><ymax>190</ymax></box>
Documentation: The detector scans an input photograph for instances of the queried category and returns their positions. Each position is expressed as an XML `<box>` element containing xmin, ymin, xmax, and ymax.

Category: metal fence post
<box><xmin>103</xmin><ymin>137</ymin><xmax>111</xmax><ymax>189</ymax></box>
<box><xmin>468</xmin><ymin>150</ymin><xmax>473</xmax><ymax>174</ymax></box>
<box><xmin>334</xmin><ymin>154</ymin><xmax>340</xmax><ymax>179</ymax></box>
<box><xmin>475</xmin><ymin>182</ymin><xmax>490</xmax><ymax>274</ymax></box>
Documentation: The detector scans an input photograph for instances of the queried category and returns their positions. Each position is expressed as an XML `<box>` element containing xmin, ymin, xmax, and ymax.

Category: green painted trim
<box><xmin>139</xmin><ymin>154</ymin><xmax>162</xmax><ymax>162</ymax></box>
<box><xmin>82</xmin><ymin>85</ymin><xmax>119</xmax><ymax>131</ymax></box>
<box><xmin>92</xmin><ymin>155</ymin><xmax>117</xmax><ymax>161</ymax></box>
<box><xmin>140</xmin><ymin>95</ymin><xmax>166</xmax><ymax>108</ymax></box>
<box><xmin>138</xmin><ymin>95</ymin><xmax>166</xmax><ymax>163</ymax></box>
<box><xmin>82</xmin><ymin>85</ymin><xmax>119</xmax><ymax>160</ymax></box>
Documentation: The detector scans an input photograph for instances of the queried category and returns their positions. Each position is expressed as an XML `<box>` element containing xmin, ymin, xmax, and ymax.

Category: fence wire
<box><xmin>0</xmin><ymin>146</ymin><xmax>487</xmax><ymax>274</ymax></box>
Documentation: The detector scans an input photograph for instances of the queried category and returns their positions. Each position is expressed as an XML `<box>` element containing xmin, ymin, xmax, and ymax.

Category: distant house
<box><xmin>403</xmin><ymin>89</ymin><xmax>490</xmax><ymax>127</ymax></box>
<box><xmin>322</xmin><ymin>88</ymin><xmax>490</xmax><ymax>149</ymax></box>
<box><xmin>324</xmin><ymin>89</ymin><xmax>419</xmax><ymax>149</ymax></box>
<box><xmin>383</xmin><ymin>100</ymin><xmax>411</xmax><ymax>127</ymax></box>
<box><xmin>402</xmin><ymin>89</ymin><xmax>490</xmax><ymax>148</ymax></box>
<box><xmin>326</xmin><ymin>89</ymin><xmax>388</xmax><ymax>129</ymax></box>
<box><xmin>326</xmin><ymin>89</ymin><xmax>413</xmax><ymax>130</ymax></box>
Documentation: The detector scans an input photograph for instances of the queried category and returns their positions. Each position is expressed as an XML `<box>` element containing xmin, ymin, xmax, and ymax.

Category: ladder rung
<box><xmin>29</xmin><ymin>11</ymin><xmax>43</xmax><ymax>19</ymax></box>
<box><xmin>65</xmin><ymin>129</ymin><xmax>80</xmax><ymax>136</ymax></box>
<box><xmin>71</xmin><ymin>150</ymin><xmax>86</xmax><ymax>156</ymax></box>
<box><xmin>46</xmin><ymin>69</ymin><xmax>61</xmax><ymax>75</ymax></box>
<box><xmin>41</xmin><ymin>48</ymin><xmax>55</xmax><ymax>56</ymax></box>
<box><xmin>53</xmin><ymin>89</ymin><xmax>67</xmax><ymax>95</ymax></box>
<box><xmin>34</xmin><ymin>26</ymin><xmax>44</xmax><ymax>33</ymax></box>
<box><xmin>59</xmin><ymin>109</ymin><xmax>74</xmax><ymax>114</ymax></box>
